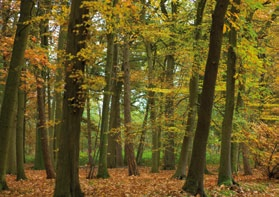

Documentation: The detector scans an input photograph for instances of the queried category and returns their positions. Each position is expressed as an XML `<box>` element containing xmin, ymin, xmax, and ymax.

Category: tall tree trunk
<box><xmin>139</xmin><ymin>0</ymin><xmax>159</xmax><ymax>173</ymax></box>
<box><xmin>54</xmin><ymin>0</ymin><xmax>89</xmax><ymax>195</ymax></box>
<box><xmin>97</xmin><ymin>32</ymin><xmax>114</xmax><ymax>178</ymax></box>
<box><xmin>163</xmin><ymin>55</ymin><xmax>176</xmax><ymax>170</ymax></box>
<box><xmin>86</xmin><ymin>91</ymin><xmax>93</xmax><ymax>167</ymax></box>
<box><xmin>241</xmin><ymin>143</ymin><xmax>253</xmax><ymax>175</ymax></box>
<box><xmin>36</xmin><ymin>77</ymin><xmax>56</xmax><ymax>178</ymax></box>
<box><xmin>173</xmin><ymin>0</ymin><xmax>206</xmax><ymax>179</ymax></box>
<box><xmin>34</xmin><ymin>126</ymin><xmax>45</xmax><ymax>170</ymax></box>
<box><xmin>160</xmin><ymin>0</ymin><xmax>177</xmax><ymax>171</ymax></box>
<box><xmin>6</xmin><ymin>122</ymin><xmax>17</xmax><ymax>174</ymax></box>
<box><xmin>218</xmin><ymin>0</ymin><xmax>240</xmax><ymax>186</ymax></box>
<box><xmin>0</xmin><ymin>0</ymin><xmax>34</xmax><ymax>190</ymax></box>
<box><xmin>98</xmin><ymin>0</ymin><xmax>119</xmax><ymax>177</ymax></box>
<box><xmin>182</xmin><ymin>0</ymin><xmax>230</xmax><ymax>195</ymax></box>
<box><xmin>36</xmin><ymin>0</ymin><xmax>56</xmax><ymax>178</ymax></box>
<box><xmin>16</xmin><ymin>79</ymin><xmax>27</xmax><ymax>180</ymax></box>
<box><xmin>236</xmin><ymin>62</ymin><xmax>253</xmax><ymax>175</ymax></box>
<box><xmin>107</xmin><ymin>43</ymin><xmax>123</xmax><ymax>168</ymax></box>
<box><xmin>143</xmin><ymin>42</ymin><xmax>159</xmax><ymax>173</ymax></box>
<box><xmin>123</xmin><ymin>41</ymin><xmax>139</xmax><ymax>176</ymax></box>
<box><xmin>231</xmin><ymin>142</ymin><xmax>239</xmax><ymax>174</ymax></box>
<box><xmin>54</xmin><ymin>24</ymin><xmax>67</xmax><ymax>167</ymax></box>
<box><xmin>136</xmin><ymin>102</ymin><xmax>149</xmax><ymax>165</ymax></box>
<box><xmin>47</xmin><ymin>73</ymin><xmax>55</xmax><ymax>166</ymax></box>
<box><xmin>0</xmin><ymin>0</ymin><xmax>13</xmax><ymax>113</ymax></box>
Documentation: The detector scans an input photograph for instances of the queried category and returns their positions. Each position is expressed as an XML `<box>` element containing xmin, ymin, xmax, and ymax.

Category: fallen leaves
<box><xmin>0</xmin><ymin>166</ymin><xmax>278</xmax><ymax>196</ymax></box>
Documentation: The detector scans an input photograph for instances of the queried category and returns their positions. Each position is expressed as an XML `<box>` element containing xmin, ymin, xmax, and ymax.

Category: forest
<box><xmin>0</xmin><ymin>0</ymin><xmax>278</xmax><ymax>196</ymax></box>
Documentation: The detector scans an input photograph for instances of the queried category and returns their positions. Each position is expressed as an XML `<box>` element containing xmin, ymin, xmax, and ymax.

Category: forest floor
<box><xmin>0</xmin><ymin>165</ymin><xmax>278</xmax><ymax>196</ymax></box>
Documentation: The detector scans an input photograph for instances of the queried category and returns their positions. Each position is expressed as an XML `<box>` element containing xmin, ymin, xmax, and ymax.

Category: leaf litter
<box><xmin>0</xmin><ymin>166</ymin><xmax>278</xmax><ymax>196</ymax></box>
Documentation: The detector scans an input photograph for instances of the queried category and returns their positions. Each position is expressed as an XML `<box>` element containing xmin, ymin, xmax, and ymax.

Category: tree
<box><xmin>123</xmin><ymin>40</ymin><xmax>139</xmax><ymax>176</ymax></box>
<box><xmin>35</xmin><ymin>0</ymin><xmax>56</xmax><ymax>178</ymax></box>
<box><xmin>182</xmin><ymin>0</ymin><xmax>230</xmax><ymax>195</ymax></box>
<box><xmin>217</xmin><ymin>0</ymin><xmax>240</xmax><ymax>186</ymax></box>
<box><xmin>53</xmin><ymin>17</ymin><xmax>67</xmax><ymax>167</ymax></box>
<box><xmin>97</xmin><ymin>32</ymin><xmax>113</xmax><ymax>179</ymax></box>
<box><xmin>97</xmin><ymin>0</ymin><xmax>118</xmax><ymax>178</ymax></box>
<box><xmin>160</xmin><ymin>0</ymin><xmax>177</xmax><ymax>171</ymax></box>
<box><xmin>108</xmin><ymin>44</ymin><xmax>124</xmax><ymax>168</ymax></box>
<box><xmin>53</xmin><ymin>0</ymin><xmax>89</xmax><ymax>195</ymax></box>
<box><xmin>16</xmin><ymin>74</ymin><xmax>27</xmax><ymax>180</ymax></box>
<box><xmin>173</xmin><ymin>0</ymin><xmax>206</xmax><ymax>179</ymax></box>
<box><xmin>0</xmin><ymin>0</ymin><xmax>34</xmax><ymax>190</ymax></box>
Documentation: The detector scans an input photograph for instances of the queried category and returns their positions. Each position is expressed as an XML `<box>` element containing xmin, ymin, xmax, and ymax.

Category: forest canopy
<box><xmin>0</xmin><ymin>0</ymin><xmax>278</xmax><ymax>196</ymax></box>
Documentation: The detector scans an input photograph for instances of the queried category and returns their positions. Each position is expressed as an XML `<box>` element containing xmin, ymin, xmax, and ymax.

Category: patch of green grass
<box><xmin>242</xmin><ymin>182</ymin><xmax>268</xmax><ymax>193</ymax></box>
<box><xmin>206</xmin><ymin>153</ymin><xmax>220</xmax><ymax>165</ymax></box>
<box><xmin>25</xmin><ymin>155</ymin><xmax>34</xmax><ymax>163</ymax></box>
<box><xmin>140</xmin><ymin>150</ymin><xmax>152</xmax><ymax>166</ymax></box>
<box><xmin>206</xmin><ymin>187</ymin><xmax>237</xmax><ymax>197</ymax></box>
<box><xmin>79</xmin><ymin>151</ymin><xmax>88</xmax><ymax>166</ymax></box>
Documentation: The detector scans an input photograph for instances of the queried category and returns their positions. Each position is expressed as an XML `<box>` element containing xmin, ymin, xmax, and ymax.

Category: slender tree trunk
<box><xmin>97</xmin><ymin>32</ymin><xmax>114</xmax><ymax>178</ymax></box>
<box><xmin>241</xmin><ymin>143</ymin><xmax>253</xmax><ymax>175</ymax></box>
<box><xmin>6</xmin><ymin>95</ymin><xmax>17</xmax><ymax>174</ymax></box>
<box><xmin>36</xmin><ymin>77</ymin><xmax>56</xmax><ymax>179</ymax></box>
<box><xmin>86</xmin><ymin>92</ymin><xmax>93</xmax><ymax>167</ymax></box>
<box><xmin>16</xmin><ymin>77</ymin><xmax>27</xmax><ymax>180</ymax></box>
<box><xmin>108</xmin><ymin>44</ymin><xmax>123</xmax><ymax>168</ymax></box>
<box><xmin>150</xmin><ymin>92</ymin><xmax>159</xmax><ymax>173</ymax></box>
<box><xmin>160</xmin><ymin>1</ymin><xmax>177</xmax><ymax>171</ymax></box>
<box><xmin>4</xmin><ymin>0</ymin><xmax>18</xmax><ymax>175</ymax></box>
<box><xmin>231</xmin><ymin>142</ymin><xmax>239</xmax><ymax>174</ymax></box>
<box><xmin>54</xmin><ymin>0</ymin><xmax>89</xmax><ymax>195</ymax></box>
<box><xmin>47</xmin><ymin>74</ymin><xmax>55</xmax><ymax>166</ymax></box>
<box><xmin>123</xmin><ymin>41</ymin><xmax>139</xmax><ymax>176</ymax></box>
<box><xmin>0</xmin><ymin>0</ymin><xmax>34</xmax><ymax>190</ymax></box>
<box><xmin>182</xmin><ymin>0</ymin><xmax>230</xmax><ymax>195</ymax></box>
<box><xmin>6</xmin><ymin>122</ymin><xmax>17</xmax><ymax>174</ymax></box>
<box><xmin>236</xmin><ymin>61</ymin><xmax>253</xmax><ymax>175</ymax></box>
<box><xmin>173</xmin><ymin>0</ymin><xmax>206</xmax><ymax>179</ymax></box>
<box><xmin>142</xmin><ymin>42</ymin><xmax>159</xmax><ymax>173</ymax></box>
<box><xmin>34</xmin><ymin>126</ymin><xmax>45</xmax><ymax>170</ymax></box>
<box><xmin>54</xmin><ymin>25</ymin><xmax>67</xmax><ymax>167</ymax></box>
<box><xmin>136</xmin><ymin>102</ymin><xmax>149</xmax><ymax>165</ymax></box>
<box><xmin>0</xmin><ymin>0</ymin><xmax>13</xmax><ymax>112</ymax></box>
<box><xmin>36</xmin><ymin>0</ymin><xmax>55</xmax><ymax>178</ymax></box>
<box><xmin>163</xmin><ymin>55</ymin><xmax>176</xmax><ymax>170</ymax></box>
<box><xmin>218</xmin><ymin>0</ymin><xmax>240</xmax><ymax>186</ymax></box>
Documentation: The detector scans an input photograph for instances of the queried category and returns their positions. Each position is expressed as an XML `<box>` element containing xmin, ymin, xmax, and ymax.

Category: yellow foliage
<box><xmin>246</xmin><ymin>122</ymin><xmax>279</xmax><ymax>175</ymax></box>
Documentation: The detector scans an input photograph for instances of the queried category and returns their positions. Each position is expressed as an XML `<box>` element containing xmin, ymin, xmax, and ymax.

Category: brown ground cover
<box><xmin>0</xmin><ymin>166</ymin><xmax>278</xmax><ymax>196</ymax></box>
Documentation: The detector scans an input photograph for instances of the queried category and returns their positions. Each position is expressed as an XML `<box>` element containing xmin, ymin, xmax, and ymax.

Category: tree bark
<box><xmin>163</xmin><ymin>55</ymin><xmax>176</xmax><ymax>170</ymax></box>
<box><xmin>231</xmin><ymin>142</ymin><xmax>239</xmax><ymax>174</ymax></box>
<box><xmin>16</xmin><ymin>78</ymin><xmax>27</xmax><ymax>180</ymax></box>
<box><xmin>54</xmin><ymin>22</ymin><xmax>67</xmax><ymax>167</ymax></box>
<box><xmin>218</xmin><ymin>0</ymin><xmax>240</xmax><ymax>186</ymax></box>
<box><xmin>36</xmin><ymin>0</ymin><xmax>56</xmax><ymax>178</ymax></box>
<box><xmin>34</xmin><ymin>126</ymin><xmax>45</xmax><ymax>170</ymax></box>
<box><xmin>160</xmin><ymin>0</ymin><xmax>177</xmax><ymax>171</ymax></box>
<box><xmin>36</xmin><ymin>77</ymin><xmax>56</xmax><ymax>179</ymax></box>
<box><xmin>6</xmin><ymin>118</ymin><xmax>17</xmax><ymax>174</ymax></box>
<box><xmin>54</xmin><ymin>0</ymin><xmax>89</xmax><ymax>195</ymax></box>
<box><xmin>136</xmin><ymin>102</ymin><xmax>149</xmax><ymax>165</ymax></box>
<box><xmin>86</xmin><ymin>91</ymin><xmax>93</xmax><ymax>167</ymax></box>
<box><xmin>123</xmin><ymin>41</ymin><xmax>139</xmax><ymax>176</ymax></box>
<box><xmin>182</xmin><ymin>0</ymin><xmax>230</xmax><ymax>195</ymax></box>
<box><xmin>241</xmin><ymin>143</ymin><xmax>253</xmax><ymax>175</ymax></box>
<box><xmin>108</xmin><ymin>44</ymin><xmax>123</xmax><ymax>168</ymax></box>
<box><xmin>97</xmin><ymin>32</ymin><xmax>114</xmax><ymax>178</ymax></box>
<box><xmin>0</xmin><ymin>0</ymin><xmax>34</xmax><ymax>190</ymax></box>
<box><xmin>173</xmin><ymin>0</ymin><xmax>206</xmax><ymax>179</ymax></box>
